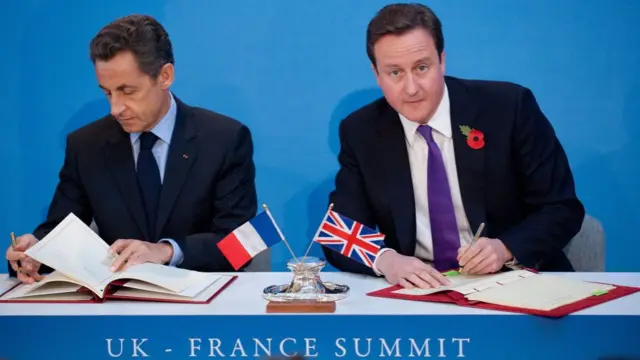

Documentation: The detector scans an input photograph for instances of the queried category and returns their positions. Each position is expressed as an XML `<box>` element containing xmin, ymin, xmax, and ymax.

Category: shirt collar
<box><xmin>398</xmin><ymin>84</ymin><xmax>451</xmax><ymax>147</ymax></box>
<box><xmin>130</xmin><ymin>92</ymin><xmax>177</xmax><ymax>145</ymax></box>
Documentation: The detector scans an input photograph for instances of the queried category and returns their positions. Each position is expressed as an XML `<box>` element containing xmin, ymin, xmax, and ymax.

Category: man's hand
<box><xmin>457</xmin><ymin>237</ymin><xmax>512</xmax><ymax>275</ymax></box>
<box><xmin>376</xmin><ymin>251</ymin><xmax>451</xmax><ymax>289</ymax></box>
<box><xmin>5</xmin><ymin>234</ymin><xmax>43</xmax><ymax>284</ymax></box>
<box><xmin>108</xmin><ymin>239</ymin><xmax>173</xmax><ymax>272</ymax></box>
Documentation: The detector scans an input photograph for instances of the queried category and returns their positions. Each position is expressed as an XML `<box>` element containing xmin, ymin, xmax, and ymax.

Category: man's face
<box><xmin>372</xmin><ymin>28</ymin><xmax>446</xmax><ymax>124</ymax></box>
<box><xmin>95</xmin><ymin>51</ymin><xmax>173</xmax><ymax>133</ymax></box>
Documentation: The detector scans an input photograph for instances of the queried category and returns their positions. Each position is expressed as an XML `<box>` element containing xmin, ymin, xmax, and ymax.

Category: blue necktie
<box><xmin>136</xmin><ymin>132</ymin><xmax>161</xmax><ymax>241</ymax></box>
<box><xmin>417</xmin><ymin>125</ymin><xmax>460</xmax><ymax>271</ymax></box>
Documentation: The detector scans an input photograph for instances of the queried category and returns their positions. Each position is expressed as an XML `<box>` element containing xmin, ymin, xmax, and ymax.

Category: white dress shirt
<box><xmin>373</xmin><ymin>85</ymin><xmax>473</xmax><ymax>273</ymax></box>
<box><xmin>130</xmin><ymin>93</ymin><xmax>177</xmax><ymax>183</ymax></box>
<box><xmin>128</xmin><ymin>92</ymin><xmax>183</xmax><ymax>266</ymax></box>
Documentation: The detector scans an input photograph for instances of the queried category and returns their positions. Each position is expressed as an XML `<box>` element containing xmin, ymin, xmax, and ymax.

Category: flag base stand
<box><xmin>262</xmin><ymin>256</ymin><xmax>349</xmax><ymax>312</ymax></box>
<box><xmin>266</xmin><ymin>300</ymin><xmax>336</xmax><ymax>313</ymax></box>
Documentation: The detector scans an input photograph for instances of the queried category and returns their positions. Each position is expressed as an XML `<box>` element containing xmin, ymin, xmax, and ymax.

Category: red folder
<box><xmin>367</xmin><ymin>280</ymin><xmax>640</xmax><ymax>318</ymax></box>
<box><xmin>0</xmin><ymin>275</ymin><xmax>237</xmax><ymax>304</ymax></box>
<box><xmin>0</xmin><ymin>284</ymin><xmax>98</xmax><ymax>304</ymax></box>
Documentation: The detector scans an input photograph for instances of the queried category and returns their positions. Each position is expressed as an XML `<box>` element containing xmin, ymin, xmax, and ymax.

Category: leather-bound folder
<box><xmin>0</xmin><ymin>274</ymin><xmax>237</xmax><ymax>304</ymax></box>
<box><xmin>367</xmin><ymin>269</ymin><xmax>640</xmax><ymax>318</ymax></box>
<box><xmin>0</xmin><ymin>212</ymin><xmax>237</xmax><ymax>304</ymax></box>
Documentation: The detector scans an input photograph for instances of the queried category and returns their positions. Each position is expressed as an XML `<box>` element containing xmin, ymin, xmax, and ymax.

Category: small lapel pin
<box><xmin>182</xmin><ymin>154</ymin><xmax>189</xmax><ymax>159</ymax></box>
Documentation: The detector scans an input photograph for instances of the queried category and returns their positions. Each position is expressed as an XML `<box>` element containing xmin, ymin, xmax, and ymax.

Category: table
<box><xmin>0</xmin><ymin>272</ymin><xmax>638</xmax><ymax>359</ymax></box>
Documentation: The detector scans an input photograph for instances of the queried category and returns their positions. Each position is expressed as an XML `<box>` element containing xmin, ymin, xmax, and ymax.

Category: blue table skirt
<box><xmin>0</xmin><ymin>314</ymin><xmax>638</xmax><ymax>360</ymax></box>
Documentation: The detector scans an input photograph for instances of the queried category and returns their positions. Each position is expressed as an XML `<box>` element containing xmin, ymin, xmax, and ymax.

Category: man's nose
<box><xmin>403</xmin><ymin>74</ymin><xmax>418</xmax><ymax>96</ymax></box>
<box><xmin>109</xmin><ymin>95</ymin><xmax>125</xmax><ymax>117</ymax></box>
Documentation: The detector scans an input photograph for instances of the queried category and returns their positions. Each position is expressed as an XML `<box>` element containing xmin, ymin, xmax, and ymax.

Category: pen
<box><xmin>10</xmin><ymin>232</ymin><xmax>17</xmax><ymax>249</ymax></box>
<box><xmin>10</xmin><ymin>232</ymin><xmax>22</xmax><ymax>272</ymax></box>
<box><xmin>459</xmin><ymin>222</ymin><xmax>485</xmax><ymax>272</ymax></box>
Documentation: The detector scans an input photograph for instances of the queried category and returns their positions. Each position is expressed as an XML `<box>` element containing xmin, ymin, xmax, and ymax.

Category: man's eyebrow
<box><xmin>413</xmin><ymin>56</ymin><xmax>433</xmax><ymax>64</ymax></box>
<box><xmin>379</xmin><ymin>57</ymin><xmax>433</xmax><ymax>70</ymax></box>
<box><xmin>98</xmin><ymin>84</ymin><xmax>137</xmax><ymax>91</ymax></box>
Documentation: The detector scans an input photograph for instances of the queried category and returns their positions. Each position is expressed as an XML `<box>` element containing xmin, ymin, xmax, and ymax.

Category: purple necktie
<box><xmin>417</xmin><ymin>125</ymin><xmax>460</xmax><ymax>271</ymax></box>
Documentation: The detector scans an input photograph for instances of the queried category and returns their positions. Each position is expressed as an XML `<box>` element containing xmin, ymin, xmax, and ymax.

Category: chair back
<box><xmin>564</xmin><ymin>214</ymin><xmax>605</xmax><ymax>272</ymax></box>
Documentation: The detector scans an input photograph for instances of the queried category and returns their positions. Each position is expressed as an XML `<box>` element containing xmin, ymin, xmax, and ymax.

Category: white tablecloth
<box><xmin>1</xmin><ymin>271</ymin><xmax>638</xmax><ymax>316</ymax></box>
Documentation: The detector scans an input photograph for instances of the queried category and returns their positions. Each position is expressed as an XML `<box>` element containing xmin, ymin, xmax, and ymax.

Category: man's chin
<box><xmin>402</xmin><ymin>112</ymin><xmax>429</xmax><ymax>124</ymax></box>
<box><xmin>118</xmin><ymin>122</ymin><xmax>142</xmax><ymax>134</ymax></box>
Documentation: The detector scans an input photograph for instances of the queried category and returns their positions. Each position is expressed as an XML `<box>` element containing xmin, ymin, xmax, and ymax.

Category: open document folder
<box><xmin>367</xmin><ymin>269</ymin><xmax>640</xmax><ymax>317</ymax></box>
<box><xmin>0</xmin><ymin>213</ymin><xmax>236</xmax><ymax>304</ymax></box>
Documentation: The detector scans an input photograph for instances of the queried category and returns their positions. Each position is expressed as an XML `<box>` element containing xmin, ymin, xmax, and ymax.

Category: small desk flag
<box><xmin>217</xmin><ymin>211</ymin><xmax>282</xmax><ymax>270</ymax></box>
<box><xmin>313</xmin><ymin>209</ymin><xmax>385</xmax><ymax>268</ymax></box>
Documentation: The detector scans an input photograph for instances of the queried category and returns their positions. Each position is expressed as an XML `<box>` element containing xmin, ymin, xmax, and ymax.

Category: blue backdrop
<box><xmin>1</xmin><ymin>0</ymin><xmax>638</xmax><ymax>271</ymax></box>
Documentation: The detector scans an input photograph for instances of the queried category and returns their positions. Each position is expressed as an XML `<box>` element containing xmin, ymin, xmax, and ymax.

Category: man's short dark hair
<box><xmin>366</xmin><ymin>3</ymin><xmax>444</xmax><ymax>66</ymax></box>
<box><xmin>89</xmin><ymin>14</ymin><xmax>174</xmax><ymax>79</ymax></box>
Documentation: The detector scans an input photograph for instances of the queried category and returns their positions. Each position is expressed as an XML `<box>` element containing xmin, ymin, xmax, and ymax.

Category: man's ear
<box><xmin>156</xmin><ymin>63</ymin><xmax>175</xmax><ymax>90</ymax></box>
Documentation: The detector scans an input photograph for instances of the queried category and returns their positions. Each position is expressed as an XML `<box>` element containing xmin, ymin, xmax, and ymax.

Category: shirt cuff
<box><xmin>372</xmin><ymin>248</ymin><xmax>396</xmax><ymax>276</ymax></box>
<box><xmin>158</xmin><ymin>238</ymin><xmax>184</xmax><ymax>266</ymax></box>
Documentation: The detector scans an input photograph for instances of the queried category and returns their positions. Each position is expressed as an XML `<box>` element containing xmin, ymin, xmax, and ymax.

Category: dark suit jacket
<box><xmin>9</xmin><ymin>96</ymin><xmax>257</xmax><ymax>275</ymax></box>
<box><xmin>324</xmin><ymin>76</ymin><xmax>585</xmax><ymax>276</ymax></box>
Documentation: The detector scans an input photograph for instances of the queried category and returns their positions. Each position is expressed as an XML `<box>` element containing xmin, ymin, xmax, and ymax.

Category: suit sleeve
<box><xmin>325</xmin><ymin>119</ymin><xmax>378</xmax><ymax>276</ymax></box>
<box><xmin>498</xmin><ymin>87</ymin><xmax>585</xmax><ymax>269</ymax></box>
<box><xmin>175</xmin><ymin>125</ymin><xmax>258</xmax><ymax>272</ymax></box>
<box><xmin>7</xmin><ymin>135</ymin><xmax>94</xmax><ymax>276</ymax></box>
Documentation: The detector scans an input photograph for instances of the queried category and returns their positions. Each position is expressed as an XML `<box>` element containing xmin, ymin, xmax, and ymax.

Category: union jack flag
<box><xmin>313</xmin><ymin>210</ymin><xmax>385</xmax><ymax>268</ymax></box>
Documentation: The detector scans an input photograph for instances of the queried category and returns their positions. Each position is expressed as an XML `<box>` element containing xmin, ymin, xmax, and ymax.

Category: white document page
<box><xmin>122</xmin><ymin>273</ymin><xmax>223</xmax><ymax>297</ymax></box>
<box><xmin>25</xmin><ymin>213</ymin><xmax>114</xmax><ymax>296</ymax></box>
<box><xmin>454</xmin><ymin>270</ymin><xmax>535</xmax><ymax>295</ymax></box>
<box><xmin>1</xmin><ymin>291</ymin><xmax>93</xmax><ymax>302</ymax></box>
<box><xmin>0</xmin><ymin>271</ymin><xmax>83</xmax><ymax>300</ymax></box>
<box><xmin>112</xmin><ymin>275</ymin><xmax>233</xmax><ymax>302</ymax></box>
<box><xmin>109</xmin><ymin>263</ymin><xmax>215</xmax><ymax>294</ymax></box>
<box><xmin>393</xmin><ymin>270</ymin><xmax>534</xmax><ymax>296</ymax></box>
<box><xmin>25</xmin><ymin>212</ymin><xmax>224</xmax><ymax>299</ymax></box>
<box><xmin>1</xmin><ymin>281</ymin><xmax>84</xmax><ymax>300</ymax></box>
<box><xmin>0</xmin><ymin>277</ymin><xmax>19</xmax><ymax>297</ymax></box>
<box><xmin>465</xmin><ymin>273</ymin><xmax>616</xmax><ymax>311</ymax></box>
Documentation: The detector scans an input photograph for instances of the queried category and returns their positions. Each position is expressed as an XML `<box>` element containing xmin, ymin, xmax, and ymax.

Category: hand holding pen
<box><xmin>457</xmin><ymin>223</ymin><xmax>485</xmax><ymax>272</ymax></box>
<box><xmin>457</xmin><ymin>222</ymin><xmax>513</xmax><ymax>275</ymax></box>
<box><xmin>6</xmin><ymin>232</ymin><xmax>43</xmax><ymax>283</ymax></box>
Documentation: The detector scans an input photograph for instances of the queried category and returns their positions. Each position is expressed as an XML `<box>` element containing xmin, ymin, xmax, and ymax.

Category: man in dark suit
<box><xmin>324</xmin><ymin>3</ymin><xmax>585</xmax><ymax>289</ymax></box>
<box><xmin>6</xmin><ymin>14</ymin><xmax>257</xmax><ymax>283</ymax></box>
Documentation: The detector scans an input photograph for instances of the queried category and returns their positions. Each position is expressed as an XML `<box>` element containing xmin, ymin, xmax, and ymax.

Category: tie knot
<box><xmin>139</xmin><ymin>132</ymin><xmax>158</xmax><ymax>150</ymax></box>
<box><xmin>417</xmin><ymin>125</ymin><xmax>435</xmax><ymax>144</ymax></box>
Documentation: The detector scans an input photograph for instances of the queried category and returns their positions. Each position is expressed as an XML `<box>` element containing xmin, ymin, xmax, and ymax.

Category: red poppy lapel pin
<box><xmin>459</xmin><ymin>125</ymin><xmax>485</xmax><ymax>150</ymax></box>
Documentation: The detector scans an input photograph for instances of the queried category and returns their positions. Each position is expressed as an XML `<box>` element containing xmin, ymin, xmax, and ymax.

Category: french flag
<box><xmin>217</xmin><ymin>211</ymin><xmax>282</xmax><ymax>270</ymax></box>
